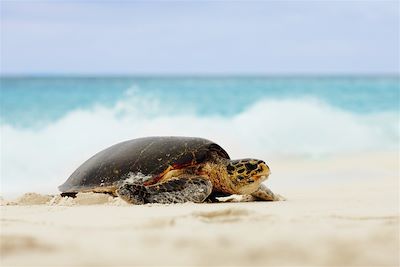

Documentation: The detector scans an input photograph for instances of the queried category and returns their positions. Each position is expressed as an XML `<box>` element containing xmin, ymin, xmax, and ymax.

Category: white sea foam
<box><xmin>0</xmin><ymin>93</ymin><xmax>398</xmax><ymax>197</ymax></box>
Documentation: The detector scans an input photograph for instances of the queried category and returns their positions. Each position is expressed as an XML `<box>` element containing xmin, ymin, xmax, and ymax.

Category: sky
<box><xmin>0</xmin><ymin>1</ymin><xmax>399</xmax><ymax>75</ymax></box>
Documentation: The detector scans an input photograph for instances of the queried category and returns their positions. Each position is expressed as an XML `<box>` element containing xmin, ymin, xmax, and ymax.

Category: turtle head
<box><xmin>226</xmin><ymin>159</ymin><xmax>271</xmax><ymax>194</ymax></box>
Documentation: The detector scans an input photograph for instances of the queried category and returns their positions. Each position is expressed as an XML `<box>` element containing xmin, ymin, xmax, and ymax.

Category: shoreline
<box><xmin>1</xmin><ymin>151</ymin><xmax>399</xmax><ymax>266</ymax></box>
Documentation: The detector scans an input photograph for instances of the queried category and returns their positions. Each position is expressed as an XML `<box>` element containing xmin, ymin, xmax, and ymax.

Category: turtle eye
<box><xmin>237</xmin><ymin>175</ymin><xmax>244</xmax><ymax>180</ymax></box>
<box><xmin>245</xmin><ymin>163</ymin><xmax>258</xmax><ymax>171</ymax></box>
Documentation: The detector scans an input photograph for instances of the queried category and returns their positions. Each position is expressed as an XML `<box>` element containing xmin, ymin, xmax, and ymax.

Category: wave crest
<box><xmin>1</xmin><ymin>94</ymin><xmax>398</xmax><ymax>196</ymax></box>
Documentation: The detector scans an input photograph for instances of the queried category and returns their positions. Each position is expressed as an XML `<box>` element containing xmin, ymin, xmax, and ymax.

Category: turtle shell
<box><xmin>59</xmin><ymin>136</ymin><xmax>230</xmax><ymax>193</ymax></box>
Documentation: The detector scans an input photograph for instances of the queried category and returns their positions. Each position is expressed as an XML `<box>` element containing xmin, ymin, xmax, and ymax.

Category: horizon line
<box><xmin>1</xmin><ymin>73</ymin><xmax>399</xmax><ymax>79</ymax></box>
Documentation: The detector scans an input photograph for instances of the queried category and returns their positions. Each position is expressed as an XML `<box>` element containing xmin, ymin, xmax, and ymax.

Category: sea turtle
<box><xmin>59</xmin><ymin>136</ymin><xmax>282</xmax><ymax>204</ymax></box>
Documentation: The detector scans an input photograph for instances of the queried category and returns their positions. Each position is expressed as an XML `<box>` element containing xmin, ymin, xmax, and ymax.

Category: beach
<box><xmin>2</xmin><ymin>1</ymin><xmax>399</xmax><ymax>266</ymax></box>
<box><xmin>1</xmin><ymin>152</ymin><xmax>398</xmax><ymax>267</ymax></box>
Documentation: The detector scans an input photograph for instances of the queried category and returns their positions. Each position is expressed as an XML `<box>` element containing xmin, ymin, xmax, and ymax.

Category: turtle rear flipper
<box><xmin>117</xmin><ymin>176</ymin><xmax>212</xmax><ymax>204</ymax></box>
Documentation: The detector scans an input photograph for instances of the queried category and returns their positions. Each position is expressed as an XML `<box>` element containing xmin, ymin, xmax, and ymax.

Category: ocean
<box><xmin>0</xmin><ymin>76</ymin><xmax>399</xmax><ymax>196</ymax></box>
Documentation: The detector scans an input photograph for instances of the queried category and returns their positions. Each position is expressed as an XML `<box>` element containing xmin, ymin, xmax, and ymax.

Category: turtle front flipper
<box><xmin>251</xmin><ymin>183</ymin><xmax>285</xmax><ymax>201</ymax></box>
<box><xmin>117</xmin><ymin>175</ymin><xmax>213</xmax><ymax>204</ymax></box>
<box><xmin>116</xmin><ymin>183</ymin><xmax>148</xmax><ymax>204</ymax></box>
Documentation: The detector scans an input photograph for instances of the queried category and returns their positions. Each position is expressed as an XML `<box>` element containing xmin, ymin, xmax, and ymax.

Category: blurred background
<box><xmin>0</xmin><ymin>1</ymin><xmax>399</xmax><ymax>197</ymax></box>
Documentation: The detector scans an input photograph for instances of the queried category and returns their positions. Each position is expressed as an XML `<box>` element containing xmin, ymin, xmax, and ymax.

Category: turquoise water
<box><xmin>1</xmin><ymin>76</ymin><xmax>399</xmax><ymax>128</ymax></box>
<box><xmin>1</xmin><ymin>76</ymin><xmax>399</xmax><ymax>196</ymax></box>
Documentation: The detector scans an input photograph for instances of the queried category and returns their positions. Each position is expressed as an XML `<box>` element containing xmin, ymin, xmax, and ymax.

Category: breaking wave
<box><xmin>1</xmin><ymin>91</ymin><xmax>398</xmax><ymax>196</ymax></box>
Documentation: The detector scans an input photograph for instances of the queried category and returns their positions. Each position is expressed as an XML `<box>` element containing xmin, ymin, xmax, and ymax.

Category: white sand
<box><xmin>1</xmin><ymin>152</ymin><xmax>399</xmax><ymax>266</ymax></box>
